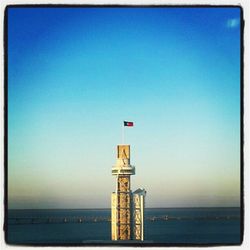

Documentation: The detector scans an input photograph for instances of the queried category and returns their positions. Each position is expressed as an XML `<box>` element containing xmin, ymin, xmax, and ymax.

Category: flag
<box><xmin>124</xmin><ymin>121</ymin><xmax>134</xmax><ymax>127</ymax></box>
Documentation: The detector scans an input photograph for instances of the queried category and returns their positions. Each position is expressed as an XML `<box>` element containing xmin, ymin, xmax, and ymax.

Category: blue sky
<box><xmin>8</xmin><ymin>7</ymin><xmax>241</xmax><ymax>209</ymax></box>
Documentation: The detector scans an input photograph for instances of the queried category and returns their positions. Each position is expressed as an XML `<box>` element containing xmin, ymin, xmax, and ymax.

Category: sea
<box><xmin>6</xmin><ymin>207</ymin><xmax>241</xmax><ymax>245</ymax></box>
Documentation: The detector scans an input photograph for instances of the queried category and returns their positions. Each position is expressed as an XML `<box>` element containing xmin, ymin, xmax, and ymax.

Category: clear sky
<box><xmin>8</xmin><ymin>7</ymin><xmax>241</xmax><ymax>209</ymax></box>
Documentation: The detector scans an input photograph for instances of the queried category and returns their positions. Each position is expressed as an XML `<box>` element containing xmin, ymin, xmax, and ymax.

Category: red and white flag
<box><xmin>124</xmin><ymin>121</ymin><xmax>134</xmax><ymax>127</ymax></box>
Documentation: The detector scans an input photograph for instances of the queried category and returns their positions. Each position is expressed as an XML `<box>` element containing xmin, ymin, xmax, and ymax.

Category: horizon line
<box><xmin>7</xmin><ymin>206</ymin><xmax>241</xmax><ymax>210</ymax></box>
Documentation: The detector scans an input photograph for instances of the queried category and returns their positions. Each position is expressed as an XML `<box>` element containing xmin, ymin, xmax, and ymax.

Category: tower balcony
<box><xmin>112</xmin><ymin>165</ymin><xmax>135</xmax><ymax>176</ymax></box>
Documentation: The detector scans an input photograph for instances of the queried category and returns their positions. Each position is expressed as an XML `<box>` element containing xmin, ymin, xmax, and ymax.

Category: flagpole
<box><xmin>122</xmin><ymin>122</ymin><xmax>125</xmax><ymax>145</ymax></box>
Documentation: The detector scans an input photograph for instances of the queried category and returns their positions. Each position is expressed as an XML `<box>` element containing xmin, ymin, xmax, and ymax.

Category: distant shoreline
<box><xmin>7</xmin><ymin>207</ymin><xmax>241</xmax><ymax>210</ymax></box>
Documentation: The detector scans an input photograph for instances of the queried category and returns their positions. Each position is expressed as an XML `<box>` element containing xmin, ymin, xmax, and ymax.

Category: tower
<box><xmin>111</xmin><ymin>144</ymin><xmax>146</xmax><ymax>241</ymax></box>
<box><xmin>132</xmin><ymin>188</ymin><xmax>146</xmax><ymax>240</ymax></box>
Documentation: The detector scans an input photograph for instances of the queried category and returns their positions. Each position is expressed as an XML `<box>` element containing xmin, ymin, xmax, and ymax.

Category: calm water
<box><xmin>6</xmin><ymin>207</ymin><xmax>241</xmax><ymax>245</ymax></box>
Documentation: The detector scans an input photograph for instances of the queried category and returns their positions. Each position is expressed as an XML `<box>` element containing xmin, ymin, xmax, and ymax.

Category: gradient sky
<box><xmin>8</xmin><ymin>7</ymin><xmax>241</xmax><ymax>209</ymax></box>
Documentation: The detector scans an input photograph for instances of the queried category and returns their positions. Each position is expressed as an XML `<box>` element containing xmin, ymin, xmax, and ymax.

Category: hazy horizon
<box><xmin>8</xmin><ymin>6</ymin><xmax>241</xmax><ymax>209</ymax></box>
<box><xmin>8</xmin><ymin>205</ymin><xmax>241</xmax><ymax>210</ymax></box>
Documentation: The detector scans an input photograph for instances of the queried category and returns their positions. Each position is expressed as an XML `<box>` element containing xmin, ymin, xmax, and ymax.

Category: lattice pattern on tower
<box><xmin>111</xmin><ymin>144</ymin><xmax>146</xmax><ymax>241</ymax></box>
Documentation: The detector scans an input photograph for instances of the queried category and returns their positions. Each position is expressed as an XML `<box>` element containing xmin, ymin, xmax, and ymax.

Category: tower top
<box><xmin>112</xmin><ymin>144</ymin><xmax>135</xmax><ymax>176</ymax></box>
<box><xmin>117</xmin><ymin>145</ymin><xmax>130</xmax><ymax>160</ymax></box>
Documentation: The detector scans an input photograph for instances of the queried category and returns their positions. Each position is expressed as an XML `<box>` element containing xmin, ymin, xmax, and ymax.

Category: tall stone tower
<box><xmin>111</xmin><ymin>145</ymin><xmax>146</xmax><ymax>241</ymax></box>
